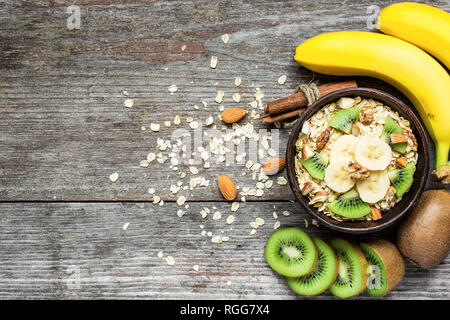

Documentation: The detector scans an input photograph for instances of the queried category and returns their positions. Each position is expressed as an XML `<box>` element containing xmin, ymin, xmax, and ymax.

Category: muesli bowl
<box><xmin>286</xmin><ymin>88</ymin><xmax>429</xmax><ymax>234</ymax></box>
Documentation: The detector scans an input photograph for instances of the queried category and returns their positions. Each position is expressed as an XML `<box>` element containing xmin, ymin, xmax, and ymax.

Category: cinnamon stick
<box><xmin>264</xmin><ymin>80</ymin><xmax>357</xmax><ymax>117</ymax></box>
<box><xmin>262</xmin><ymin>108</ymin><xmax>306</xmax><ymax>124</ymax></box>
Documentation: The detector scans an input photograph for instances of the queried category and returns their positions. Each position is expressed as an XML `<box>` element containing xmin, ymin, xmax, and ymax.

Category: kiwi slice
<box><xmin>328</xmin><ymin>189</ymin><xmax>371</xmax><ymax>219</ymax></box>
<box><xmin>286</xmin><ymin>237</ymin><xmax>338</xmax><ymax>296</ymax></box>
<box><xmin>300</xmin><ymin>152</ymin><xmax>328</xmax><ymax>180</ymax></box>
<box><xmin>360</xmin><ymin>240</ymin><xmax>405</xmax><ymax>297</ymax></box>
<box><xmin>388</xmin><ymin>162</ymin><xmax>415</xmax><ymax>198</ymax></box>
<box><xmin>381</xmin><ymin>116</ymin><xmax>407</xmax><ymax>153</ymax></box>
<box><xmin>328</xmin><ymin>107</ymin><xmax>360</xmax><ymax>134</ymax></box>
<box><xmin>329</xmin><ymin>239</ymin><xmax>369</xmax><ymax>298</ymax></box>
<box><xmin>264</xmin><ymin>228</ymin><xmax>318</xmax><ymax>277</ymax></box>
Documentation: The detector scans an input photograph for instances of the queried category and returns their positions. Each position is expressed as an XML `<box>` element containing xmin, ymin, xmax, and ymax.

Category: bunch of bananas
<box><xmin>294</xmin><ymin>2</ymin><xmax>450</xmax><ymax>179</ymax></box>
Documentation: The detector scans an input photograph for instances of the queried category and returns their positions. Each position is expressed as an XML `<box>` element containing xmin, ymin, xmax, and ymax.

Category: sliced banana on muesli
<box><xmin>330</xmin><ymin>135</ymin><xmax>359</xmax><ymax>161</ymax></box>
<box><xmin>324</xmin><ymin>157</ymin><xmax>356</xmax><ymax>193</ymax></box>
<box><xmin>354</xmin><ymin>136</ymin><xmax>392</xmax><ymax>170</ymax></box>
<box><xmin>356</xmin><ymin>169</ymin><xmax>390</xmax><ymax>204</ymax></box>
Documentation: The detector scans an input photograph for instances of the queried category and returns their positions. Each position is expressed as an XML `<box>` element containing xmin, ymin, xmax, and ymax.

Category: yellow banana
<box><xmin>376</xmin><ymin>2</ymin><xmax>450</xmax><ymax>70</ymax></box>
<box><xmin>294</xmin><ymin>31</ymin><xmax>450</xmax><ymax>170</ymax></box>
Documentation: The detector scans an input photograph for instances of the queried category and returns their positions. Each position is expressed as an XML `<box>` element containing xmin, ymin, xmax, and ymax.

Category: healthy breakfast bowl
<box><xmin>286</xmin><ymin>88</ymin><xmax>429</xmax><ymax>234</ymax></box>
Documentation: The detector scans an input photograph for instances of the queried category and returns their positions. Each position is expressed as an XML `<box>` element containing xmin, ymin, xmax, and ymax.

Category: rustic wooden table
<box><xmin>0</xmin><ymin>0</ymin><xmax>449</xmax><ymax>300</ymax></box>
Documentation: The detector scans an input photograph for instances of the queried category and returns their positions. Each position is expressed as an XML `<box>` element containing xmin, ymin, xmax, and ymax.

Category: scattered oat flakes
<box><xmin>157</xmin><ymin>251</ymin><xmax>163</xmax><ymax>258</ymax></box>
<box><xmin>122</xmin><ymin>222</ymin><xmax>130</xmax><ymax>230</ymax></box>
<box><xmin>173</xmin><ymin>115</ymin><xmax>181</xmax><ymax>125</ymax></box>
<box><xmin>222</xmin><ymin>236</ymin><xmax>229</xmax><ymax>242</ymax></box>
<box><xmin>193</xmin><ymin>265</ymin><xmax>200</xmax><ymax>272</ymax></box>
<box><xmin>250</xmin><ymin>229</ymin><xmax>256</xmax><ymax>235</ymax></box>
<box><xmin>148</xmin><ymin>188</ymin><xmax>155</xmax><ymax>194</ymax></box>
<box><xmin>140</xmin><ymin>160</ymin><xmax>150</xmax><ymax>167</ymax></box>
<box><xmin>122</xmin><ymin>90</ymin><xmax>129</xmax><ymax>96</ymax></box>
<box><xmin>150</xmin><ymin>123</ymin><xmax>160</xmax><ymax>132</ymax></box>
<box><xmin>168</xmin><ymin>84</ymin><xmax>178</xmax><ymax>93</ymax></box>
<box><xmin>177</xmin><ymin>195</ymin><xmax>187</xmax><ymax>206</ymax></box>
<box><xmin>166</xmin><ymin>256</ymin><xmax>175</xmax><ymax>266</ymax></box>
<box><xmin>283</xmin><ymin>210</ymin><xmax>290</xmax><ymax>217</ymax></box>
<box><xmin>226</xmin><ymin>215</ymin><xmax>235</xmax><ymax>224</ymax></box>
<box><xmin>109</xmin><ymin>172</ymin><xmax>119</xmax><ymax>182</ymax></box>
<box><xmin>235</xmin><ymin>77</ymin><xmax>241</xmax><ymax>87</ymax></box>
<box><xmin>181</xmin><ymin>44</ymin><xmax>186</xmax><ymax>51</ymax></box>
<box><xmin>189</xmin><ymin>121</ymin><xmax>199</xmax><ymax>129</ymax></box>
<box><xmin>273</xmin><ymin>221</ymin><xmax>281</xmax><ymax>229</ymax></box>
<box><xmin>273</xmin><ymin>212</ymin><xmax>278</xmax><ymax>219</ymax></box>
<box><xmin>278</xmin><ymin>75</ymin><xmax>287</xmax><ymax>85</ymax></box>
<box><xmin>304</xmin><ymin>219</ymin><xmax>309</xmax><ymax>228</ymax></box>
<box><xmin>254</xmin><ymin>91</ymin><xmax>264</xmax><ymax>101</ymax></box>
<box><xmin>232</xmin><ymin>93</ymin><xmax>241</xmax><ymax>103</ymax></box>
<box><xmin>277</xmin><ymin>177</ymin><xmax>288</xmax><ymax>185</ymax></box>
<box><xmin>124</xmin><ymin>98</ymin><xmax>134</xmax><ymax>108</ymax></box>
<box><xmin>211</xmin><ymin>236</ymin><xmax>222</xmax><ymax>244</ymax></box>
<box><xmin>222</xmin><ymin>33</ymin><xmax>230</xmax><ymax>44</ymax></box>
<box><xmin>213</xmin><ymin>211</ymin><xmax>222</xmax><ymax>220</ymax></box>
<box><xmin>231</xmin><ymin>202</ymin><xmax>239</xmax><ymax>212</ymax></box>
<box><xmin>210</xmin><ymin>56</ymin><xmax>218</xmax><ymax>69</ymax></box>
<box><xmin>152</xmin><ymin>195</ymin><xmax>161</xmax><ymax>204</ymax></box>
<box><xmin>312</xmin><ymin>219</ymin><xmax>319</xmax><ymax>227</ymax></box>
<box><xmin>215</xmin><ymin>90</ymin><xmax>225</xmax><ymax>104</ymax></box>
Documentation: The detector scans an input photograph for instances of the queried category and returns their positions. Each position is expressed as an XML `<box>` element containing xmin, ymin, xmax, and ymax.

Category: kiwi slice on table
<box><xmin>286</xmin><ymin>237</ymin><xmax>338</xmax><ymax>296</ymax></box>
<box><xmin>388</xmin><ymin>163</ymin><xmax>415</xmax><ymax>198</ymax></box>
<box><xmin>360</xmin><ymin>240</ymin><xmax>405</xmax><ymax>297</ymax></box>
<box><xmin>328</xmin><ymin>189</ymin><xmax>371</xmax><ymax>219</ymax></box>
<box><xmin>329</xmin><ymin>239</ymin><xmax>369</xmax><ymax>298</ymax></box>
<box><xmin>328</xmin><ymin>107</ymin><xmax>360</xmax><ymax>134</ymax></box>
<box><xmin>300</xmin><ymin>152</ymin><xmax>328</xmax><ymax>180</ymax></box>
<box><xmin>264</xmin><ymin>228</ymin><xmax>318</xmax><ymax>277</ymax></box>
<box><xmin>381</xmin><ymin>116</ymin><xmax>407</xmax><ymax>153</ymax></box>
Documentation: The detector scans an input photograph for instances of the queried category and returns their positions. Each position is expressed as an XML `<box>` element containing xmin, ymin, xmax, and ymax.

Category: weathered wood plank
<box><xmin>0</xmin><ymin>202</ymin><xmax>448</xmax><ymax>299</ymax></box>
<box><xmin>1</xmin><ymin>1</ymin><xmax>449</xmax><ymax>201</ymax></box>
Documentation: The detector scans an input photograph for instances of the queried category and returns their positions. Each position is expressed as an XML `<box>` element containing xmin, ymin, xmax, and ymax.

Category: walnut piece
<box><xmin>316</xmin><ymin>127</ymin><xmax>331</xmax><ymax>150</ymax></box>
<box><xmin>348</xmin><ymin>161</ymin><xmax>370</xmax><ymax>181</ymax></box>
<box><xmin>395</xmin><ymin>157</ymin><xmax>407</xmax><ymax>168</ymax></box>
<box><xmin>360</xmin><ymin>109</ymin><xmax>374</xmax><ymax>125</ymax></box>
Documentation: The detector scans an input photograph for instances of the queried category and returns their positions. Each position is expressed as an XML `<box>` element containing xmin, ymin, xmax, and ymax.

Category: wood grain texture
<box><xmin>0</xmin><ymin>202</ymin><xmax>448</xmax><ymax>300</ymax></box>
<box><xmin>0</xmin><ymin>0</ymin><xmax>449</xmax><ymax>299</ymax></box>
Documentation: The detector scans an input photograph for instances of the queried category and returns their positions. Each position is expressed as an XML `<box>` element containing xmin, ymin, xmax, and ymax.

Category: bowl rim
<box><xmin>285</xmin><ymin>87</ymin><xmax>430</xmax><ymax>234</ymax></box>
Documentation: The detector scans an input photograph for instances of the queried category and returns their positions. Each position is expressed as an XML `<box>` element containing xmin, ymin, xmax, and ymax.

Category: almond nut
<box><xmin>390</xmin><ymin>133</ymin><xmax>408</xmax><ymax>144</ymax></box>
<box><xmin>301</xmin><ymin>182</ymin><xmax>314</xmax><ymax>196</ymax></box>
<box><xmin>221</xmin><ymin>108</ymin><xmax>247</xmax><ymax>124</ymax></box>
<box><xmin>262</xmin><ymin>158</ymin><xmax>286</xmax><ymax>176</ymax></box>
<box><xmin>395</xmin><ymin>157</ymin><xmax>407</xmax><ymax>168</ymax></box>
<box><xmin>371</xmin><ymin>207</ymin><xmax>382</xmax><ymax>221</ymax></box>
<box><xmin>218</xmin><ymin>174</ymin><xmax>237</xmax><ymax>200</ymax></box>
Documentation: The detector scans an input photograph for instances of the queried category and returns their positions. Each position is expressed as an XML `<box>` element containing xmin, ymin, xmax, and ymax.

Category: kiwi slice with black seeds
<box><xmin>328</xmin><ymin>189</ymin><xmax>371</xmax><ymax>219</ymax></box>
<box><xmin>360</xmin><ymin>240</ymin><xmax>405</xmax><ymax>297</ymax></box>
<box><xmin>300</xmin><ymin>152</ymin><xmax>328</xmax><ymax>180</ymax></box>
<box><xmin>286</xmin><ymin>237</ymin><xmax>338</xmax><ymax>296</ymax></box>
<box><xmin>388</xmin><ymin>162</ymin><xmax>415</xmax><ymax>198</ymax></box>
<box><xmin>328</xmin><ymin>107</ymin><xmax>360</xmax><ymax>134</ymax></box>
<box><xmin>381</xmin><ymin>116</ymin><xmax>407</xmax><ymax>153</ymax></box>
<box><xmin>264</xmin><ymin>228</ymin><xmax>318</xmax><ymax>277</ymax></box>
<box><xmin>329</xmin><ymin>239</ymin><xmax>368</xmax><ymax>298</ymax></box>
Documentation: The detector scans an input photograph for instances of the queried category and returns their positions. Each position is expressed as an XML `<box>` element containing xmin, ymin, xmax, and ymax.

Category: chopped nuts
<box><xmin>371</xmin><ymin>207</ymin><xmax>382</xmax><ymax>221</ymax></box>
<box><xmin>390</xmin><ymin>133</ymin><xmax>408</xmax><ymax>144</ymax></box>
<box><xmin>301</xmin><ymin>182</ymin><xmax>314</xmax><ymax>196</ymax></box>
<box><xmin>360</xmin><ymin>109</ymin><xmax>374</xmax><ymax>125</ymax></box>
<box><xmin>316</xmin><ymin>127</ymin><xmax>331</xmax><ymax>150</ymax></box>
<box><xmin>395</xmin><ymin>157</ymin><xmax>407</xmax><ymax>168</ymax></box>
<box><xmin>403</xmin><ymin>128</ymin><xmax>418</xmax><ymax>148</ymax></box>
<box><xmin>348</xmin><ymin>162</ymin><xmax>370</xmax><ymax>181</ymax></box>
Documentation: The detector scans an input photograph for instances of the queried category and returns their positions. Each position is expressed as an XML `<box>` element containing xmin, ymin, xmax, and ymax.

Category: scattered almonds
<box><xmin>262</xmin><ymin>158</ymin><xmax>286</xmax><ymax>176</ymax></box>
<box><xmin>221</xmin><ymin>108</ymin><xmax>247</xmax><ymax>124</ymax></box>
<box><xmin>218</xmin><ymin>174</ymin><xmax>237</xmax><ymax>201</ymax></box>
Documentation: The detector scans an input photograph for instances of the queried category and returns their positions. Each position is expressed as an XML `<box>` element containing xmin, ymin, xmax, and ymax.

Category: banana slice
<box><xmin>330</xmin><ymin>135</ymin><xmax>359</xmax><ymax>161</ymax></box>
<box><xmin>357</xmin><ymin>169</ymin><xmax>390</xmax><ymax>203</ymax></box>
<box><xmin>354</xmin><ymin>136</ymin><xmax>392</xmax><ymax>170</ymax></box>
<box><xmin>324</xmin><ymin>157</ymin><xmax>355</xmax><ymax>193</ymax></box>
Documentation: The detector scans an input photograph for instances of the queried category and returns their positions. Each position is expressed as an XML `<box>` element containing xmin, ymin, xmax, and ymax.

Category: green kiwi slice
<box><xmin>329</xmin><ymin>239</ymin><xmax>368</xmax><ymax>298</ymax></box>
<box><xmin>381</xmin><ymin>116</ymin><xmax>407</xmax><ymax>153</ymax></box>
<box><xmin>328</xmin><ymin>189</ymin><xmax>371</xmax><ymax>219</ymax></box>
<box><xmin>300</xmin><ymin>152</ymin><xmax>328</xmax><ymax>180</ymax></box>
<box><xmin>360</xmin><ymin>240</ymin><xmax>405</xmax><ymax>297</ymax></box>
<box><xmin>264</xmin><ymin>228</ymin><xmax>318</xmax><ymax>277</ymax></box>
<box><xmin>286</xmin><ymin>237</ymin><xmax>338</xmax><ymax>296</ymax></box>
<box><xmin>388</xmin><ymin>163</ymin><xmax>415</xmax><ymax>198</ymax></box>
<box><xmin>328</xmin><ymin>107</ymin><xmax>360</xmax><ymax>134</ymax></box>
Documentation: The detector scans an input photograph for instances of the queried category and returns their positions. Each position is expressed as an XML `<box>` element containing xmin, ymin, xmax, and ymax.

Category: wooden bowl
<box><xmin>286</xmin><ymin>88</ymin><xmax>429</xmax><ymax>234</ymax></box>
